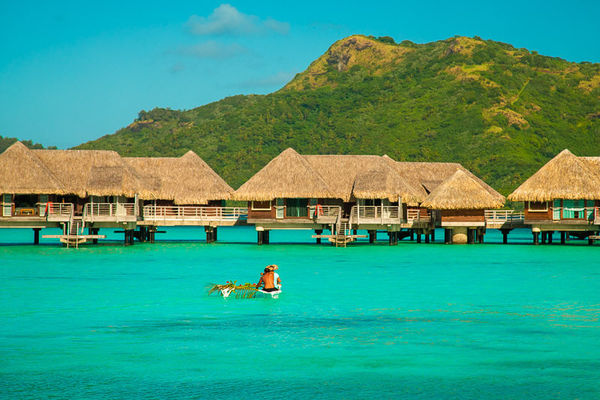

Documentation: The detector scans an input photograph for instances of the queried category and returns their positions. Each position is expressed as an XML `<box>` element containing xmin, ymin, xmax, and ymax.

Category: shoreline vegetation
<box><xmin>72</xmin><ymin>35</ymin><xmax>600</xmax><ymax>197</ymax></box>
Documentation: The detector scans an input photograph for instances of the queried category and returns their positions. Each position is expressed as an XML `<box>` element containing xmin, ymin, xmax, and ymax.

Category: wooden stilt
<box><xmin>265</xmin><ymin>231</ymin><xmax>270</xmax><ymax>244</ymax></box>
<box><xmin>541</xmin><ymin>232</ymin><xmax>547</xmax><ymax>244</ymax></box>
<box><xmin>368</xmin><ymin>230</ymin><xmax>376</xmax><ymax>244</ymax></box>
<box><xmin>589</xmin><ymin>236</ymin><xmax>595</xmax><ymax>245</ymax></box>
<box><xmin>388</xmin><ymin>232</ymin><xmax>393</xmax><ymax>246</ymax></box>
<box><xmin>547</xmin><ymin>231</ymin><xmax>553</xmax><ymax>244</ymax></box>
<box><xmin>444</xmin><ymin>228</ymin><xmax>451</xmax><ymax>244</ymax></box>
<box><xmin>315</xmin><ymin>229</ymin><xmax>322</xmax><ymax>244</ymax></box>
<box><xmin>213</xmin><ymin>228</ymin><xmax>218</xmax><ymax>242</ymax></box>
<box><xmin>431</xmin><ymin>229</ymin><xmax>435</xmax><ymax>243</ymax></box>
<box><xmin>410</xmin><ymin>230</ymin><xmax>414</xmax><ymax>241</ymax></box>
<box><xmin>257</xmin><ymin>230</ymin><xmax>263</xmax><ymax>245</ymax></box>
<box><xmin>560</xmin><ymin>231</ymin><xmax>566</xmax><ymax>244</ymax></box>
<box><xmin>501</xmin><ymin>229</ymin><xmax>509</xmax><ymax>244</ymax></box>
<box><xmin>478</xmin><ymin>229</ymin><xmax>484</xmax><ymax>244</ymax></box>
<box><xmin>149</xmin><ymin>227</ymin><xmax>155</xmax><ymax>243</ymax></box>
<box><xmin>425</xmin><ymin>231</ymin><xmax>430</xmax><ymax>243</ymax></box>
<box><xmin>33</xmin><ymin>228</ymin><xmax>40</xmax><ymax>245</ymax></box>
<box><xmin>416</xmin><ymin>232</ymin><xmax>422</xmax><ymax>243</ymax></box>
<box><xmin>533</xmin><ymin>231</ymin><xmax>540</xmax><ymax>245</ymax></box>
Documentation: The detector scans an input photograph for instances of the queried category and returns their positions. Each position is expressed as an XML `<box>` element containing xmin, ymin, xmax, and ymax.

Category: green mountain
<box><xmin>75</xmin><ymin>35</ymin><xmax>600</xmax><ymax>195</ymax></box>
<box><xmin>0</xmin><ymin>135</ymin><xmax>56</xmax><ymax>153</ymax></box>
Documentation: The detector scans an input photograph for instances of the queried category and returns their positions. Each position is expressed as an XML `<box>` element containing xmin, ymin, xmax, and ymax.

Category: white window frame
<box><xmin>528</xmin><ymin>201</ymin><xmax>548</xmax><ymax>212</ymax></box>
<box><xmin>251</xmin><ymin>200</ymin><xmax>272</xmax><ymax>211</ymax></box>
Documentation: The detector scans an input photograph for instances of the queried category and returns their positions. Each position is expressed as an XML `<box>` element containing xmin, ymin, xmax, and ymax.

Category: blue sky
<box><xmin>1</xmin><ymin>1</ymin><xmax>599</xmax><ymax>148</ymax></box>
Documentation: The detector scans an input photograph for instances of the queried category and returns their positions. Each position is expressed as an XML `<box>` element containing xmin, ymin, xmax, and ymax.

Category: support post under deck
<box><xmin>368</xmin><ymin>230</ymin><xmax>376</xmax><ymax>244</ymax></box>
<box><xmin>501</xmin><ymin>229</ymin><xmax>509</xmax><ymax>244</ymax></box>
<box><xmin>315</xmin><ymin>229</ymin><xmax>322</xmax><ymax>244</ymax></box>
<box><xmin>560</xmin><ymin>231</ymin><xmax>566</xmax><ymax>244</ymax></box>
<box><xmin>444</xmin><ymin>228</ymin><xmax>452</xmax><ymax>244</ymax></box>
<box><xmin>533</xmin><ymin>231</ymin><xmax>540</xmax><ymax>245</ymax></box>
<box><xmin>33</xmin><ymin>228</ymin><xmax>40</xmax><ymax>245</ymax></box>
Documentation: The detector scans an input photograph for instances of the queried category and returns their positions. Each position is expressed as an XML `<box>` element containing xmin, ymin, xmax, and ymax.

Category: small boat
<box><xmin>256</xmin><ymin>289</ymin><xmax>282</xmax><ymax>299</ymax></box>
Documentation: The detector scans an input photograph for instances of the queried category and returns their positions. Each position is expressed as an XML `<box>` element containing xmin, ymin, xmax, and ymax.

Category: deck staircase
<box><xmin>328</xmin><ymin>217</ymin><xmax>354</xmax><ymax>247</ymax></box>
<box><xmin>60</xmin><ymin>217</ymin><xmax>87</xmax><ymax>248</ymax></box>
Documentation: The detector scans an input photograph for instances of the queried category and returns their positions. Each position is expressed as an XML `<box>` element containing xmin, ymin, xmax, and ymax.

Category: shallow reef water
<box><xmin>1</xmin><ymin>227</ymin><xmax>599</xmax><ymax>399</ymax></box>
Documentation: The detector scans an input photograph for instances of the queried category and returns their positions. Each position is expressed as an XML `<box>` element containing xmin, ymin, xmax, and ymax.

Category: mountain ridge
<box><xmin>75</xmin><ymin>35</ymin><xmax>600</xmax><ymax>195</ymax></box>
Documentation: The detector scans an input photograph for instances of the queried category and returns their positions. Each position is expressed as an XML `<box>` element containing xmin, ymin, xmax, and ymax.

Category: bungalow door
<box><xmin>2</xmin><ymin>194</ymin><xmax>12</xmax><ymax>216</ymax></box>
<box><xmin>285</xmin><ymin>198</ymin><xmax>308</xmax><ymax>218</ymax></box>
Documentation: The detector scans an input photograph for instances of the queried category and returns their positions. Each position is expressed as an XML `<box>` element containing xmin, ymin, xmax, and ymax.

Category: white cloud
<box><xmin>187</xmin><ymin>4</ymin><xmax>289</xmax><ymax>36</ymax></box>
<box><xmin>242</xmin><ymin>71</ymin><xmax>296</xmax><ymax>88</ymax></box>
<box><xmin>174</xmin><ymin>41</ymin><xmax>247</xmax><ymax>59</ymax></box>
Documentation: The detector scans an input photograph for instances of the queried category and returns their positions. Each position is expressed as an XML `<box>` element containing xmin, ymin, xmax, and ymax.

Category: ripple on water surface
<box><xmin>1</xmin><ymin>227</ymin><xmax>599</xmax><ymax>399</ymax></box>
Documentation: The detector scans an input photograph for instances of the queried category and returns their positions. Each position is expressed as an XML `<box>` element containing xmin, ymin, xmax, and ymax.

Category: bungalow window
<box><xmin>286</xmin><ymin>198</ymin><xmax>309</xmax><ymax>217</ymax></box>
<box><xmin>528</xmin><ymin>201</ymin><xmax>548</xmax><ymax>212</ymax></box>
<box><xmin>251</xmin><ymin>200</ymin><xmax>271</xmax><ymax>211</ymax></box>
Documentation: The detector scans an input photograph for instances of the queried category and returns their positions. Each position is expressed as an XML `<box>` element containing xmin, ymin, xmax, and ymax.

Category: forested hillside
<box><xmin>75</xmin><ymin>35</ymin><xmax>600</xmax><ymax>194</ymax></box>
<box><xmin>0</xmin><ymin>136</ymin><xmax>56</xmax><ymax>153</ymax></box>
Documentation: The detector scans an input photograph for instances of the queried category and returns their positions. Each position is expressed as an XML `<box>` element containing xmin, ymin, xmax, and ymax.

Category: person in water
<box><xmin>256</xmin><ymin>265</ymin><xmax>281</xmax><ymax>292</ymax></box>
<box><xmin>271</xmin><ymin>265</ymin><xmax>282</xmax><ymax>289</ymax></box>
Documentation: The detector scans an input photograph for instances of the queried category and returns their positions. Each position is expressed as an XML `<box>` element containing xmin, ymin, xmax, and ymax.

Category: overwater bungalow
<box><xmin>0</xmin><ymin>141</ymin><xmax>154</xmax><ymax>245</ymax></box>
<box><xmin>421</xmin><ymin>170</ymin><xmax>505</xmax><ymax>244</ymax></box>
<box><xmin>234</xmin><ymin>147</ymin><xmax>503</xmax><ymax>245</ymax></box>
<box><xmin>508</xmin><ymin>149</ymin><xmax>600</xmax><ymax>244</ymax></box>
<box><xmin>124</xmin><ymin>151</ymin><xmax>241</xmax><ymax>242</ymax></box>
<box><xmin>233</xmin><ymin>148</ymin><xmax>425</xmax><ymax>244</ymax></box>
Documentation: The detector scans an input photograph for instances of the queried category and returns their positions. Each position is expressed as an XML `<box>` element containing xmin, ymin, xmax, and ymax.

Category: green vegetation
<box><xmin>0</xmin><ymin>135</ymin><xmax>56</xmax><ymax>153</ymax></box>
<box><xmin>75</xmin><ymin>35</ymin><xmax>600</xmax><ymax>195</ymax></box>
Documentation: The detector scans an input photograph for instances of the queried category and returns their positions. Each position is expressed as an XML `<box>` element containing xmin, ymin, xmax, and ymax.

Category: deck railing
<box><xmin>484</xmin><ymin>210</ymin><xmax>525</xmax><ymax>223</ymax></box>
<box><xmin>308</xmin><ymin>205</ymin><xmax>341</xmax><ymax>219</ymax></box>
<box><xmin>351</xmin><ymin>205</ymin><xmax>402</xmax><ymax>224</ymax></box>
<box><xmin>45</xmin><ymin>203</ymin><xmax>74</xmax><ymax>220</ymax></box>
<box><xmin>406</xmin><ymin>208</ymin><xmax>431</xmax><ymax>223</ymax></box>
<box><xmin>84</xmin><ymin>203</ymin><xmax>136</xmax><ymax>222</ymax></box>
<box><xmin>143</xmin><ymin>206</ymin><xmax>247</xmax><ymax>222</ymax></box>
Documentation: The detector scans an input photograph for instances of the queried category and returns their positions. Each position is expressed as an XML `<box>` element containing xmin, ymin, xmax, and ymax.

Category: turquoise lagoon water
<box><xmin>1</xmin><ymin>227</ymin><xmax>599</xmax><ymax>399</ymax></box>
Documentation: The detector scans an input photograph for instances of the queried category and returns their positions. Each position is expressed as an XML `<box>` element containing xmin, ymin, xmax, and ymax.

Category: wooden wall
<box><xmin>524</xmin><ymin>201</ymin><xmax>552</xmax><ymax>221</ymax></box>
<box><xmin>441</xmin><ymin>209</ymin><xmax>485</xmax><ymax>222</ymax></box>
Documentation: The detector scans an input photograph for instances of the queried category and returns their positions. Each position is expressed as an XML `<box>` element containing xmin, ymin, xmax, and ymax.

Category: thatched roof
<box><xmin>0</xmin><ymin>142</ymin><xmax>67</xmax><ymax>194</ymax></box>
<box><xmin>305</xmin><ymin>155</ymin><xmax>423</xmax><ymax>203</ymax></box>
<box><xmin>421</xmin><ymin>170</ymin><xmax>505</xmax><ymax>209</ymax></box>
<box><xmin>124</xmin><ymin>151</ymin><xmax>233</xmax><ymax>204</ymax></box>
<box><xmin>351</xmin><ymin>164</ymin><xmax>423</xmax><ymax>204</ymax></box>
<box><xmin>384</xmin><ymin>156</ymin><xmax>504</xmax><ymax>203</ymax></box>
<box><xmin>233</xmin><ymin>148</ymin><xmax>334</xmax><ymax>201</ymax></box>
<box><xmin>233</xmin><ymin>149</ymin><xmax>426</xmax><ymax>202</ymax></box>
<box><xmin>33</xmin><ymin>149</ymin><xmax>155</xmax><ymax>198</ymax></box>
<box><xmin>508</xmin><ymin>149</ymin><xmax>600</xmax><ymax>201</ymax></box>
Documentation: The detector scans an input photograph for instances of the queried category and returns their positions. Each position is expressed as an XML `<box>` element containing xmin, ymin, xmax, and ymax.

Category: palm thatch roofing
<box><xmin>304</xmin><ymin>154</ymin><xmax>422</xmax><ymax>203</ymax></box>
<box><xmin>383</xmin><ymin>155</ymin><xmax>504</xmax><ymax>203</ymax></box>
<box><xmin>0</xmin><ymin>142</ymin><xmax>67</xmax><ymax>195</ymax></box>
<box><xmin>421</xmin><ymin>170</ymin><xmax>505</xmax><ymax>209</ymax></box>
<box><xmin>33</xmin><ymin>149</ymin><xmax>154</xmax><ymax>198</ymax></box>
<box><xmin>124</xmin><ymin>151</ymin><xmax>233</xmax><ymax>204</ymax></box>
<box><xmin>233</xmin><ymin>148</ymin><xmax>496</xmax><ymax>205</ymax></box>
<box><xmin>508</xmin><ymin>149</ymin><xmax>600</xmax><ymax>201</ymax></box>
<box><xmin>234</xmin><ymin>148</ymin><xmax>334</xmax><ymax>201</ymax></box>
